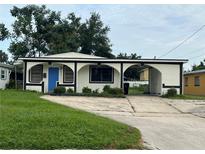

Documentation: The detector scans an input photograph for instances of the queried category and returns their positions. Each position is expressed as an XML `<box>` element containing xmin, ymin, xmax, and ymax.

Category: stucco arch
<box><xmin>77</xmin><ymin>63</ymin><xmax>120</xmax><ymax>74</ymax></box>
<box><xmin>101</xmin><ymin>63</ymin><xmax>121</xmax><ymax>73</ymax></box>
<box><xmin>77</xmin><ymin>63</ymin><xmax>120</xmax><ymax>93</ymax></box>
<box><xmin>77</xmin><ymin>63</ymin><xmax>97</xmax><ymax>72</ymax></box>
<box><xmin>123</xmin><ymin>63</ymin><xmax>141</xmax><ymax>73</ymax></box>
<box><xmin>123</xmin><ymin>63</ymin><xmax>162</xmax><ymax>95</ymax></box>
<box><xmin>27</xmin><ymin>62</ymin><xmax>45</xmax><ymax>70</ymax></box>
<box><xmin>53</xmin><ymin>62</ymin><xmax>75</xmax><ymax>72</ymax></box>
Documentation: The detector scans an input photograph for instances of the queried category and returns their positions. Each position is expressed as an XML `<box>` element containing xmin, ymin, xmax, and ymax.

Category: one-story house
<box><xmin>0</xmin><ymin>63</ymin><xmax>13</xmax><ymax>89</ymax></box>
<box><xmin>184</xmin><ymin>69</ymin><xmax>205</xmax><ymax>96</ymax></box>
<box><xmin>16</xmin><ymin>52</ymin><xmax>188</xmax><ymax>95</ymax></box>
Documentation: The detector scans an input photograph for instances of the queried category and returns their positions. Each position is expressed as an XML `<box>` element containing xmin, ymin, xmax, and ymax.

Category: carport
<box><xmin>123</xmin><ymin>64</ymin><xmax>162</xmax><ymax>95</ymax></box>
<box><xmin>122</xmin><ymin>59</ymin><xmax>186</xmax><ymax>95</ymax></box>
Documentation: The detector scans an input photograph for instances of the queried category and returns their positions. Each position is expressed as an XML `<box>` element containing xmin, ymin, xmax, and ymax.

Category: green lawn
<box><xmin>128</xmin><ymin>85</ymin><xmax>149</xmax><ymax>95</ymax></box>
<box><xmin>167</xmin><ymin>94</ymin><xmax>205</xmax><ymax>100</ymax></box>
<box><xmin>0</xmin><ymin>90</ymin><xmax>142</xmax><ymax>149</ymax></box>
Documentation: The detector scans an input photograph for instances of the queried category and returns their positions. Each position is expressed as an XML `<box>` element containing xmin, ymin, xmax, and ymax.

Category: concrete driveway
<box><xmin>41</xmin><ymin>95</ymin><xmax>205</xmax><ymax>150</ymax></box>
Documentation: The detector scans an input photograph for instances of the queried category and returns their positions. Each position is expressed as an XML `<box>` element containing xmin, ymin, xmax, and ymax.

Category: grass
<box><xmin>165</xmin><ymin>94</ymin><xmax>205</xmax><ymax>100</ymax></box>
<box><xmin>128</xmin><ymin>85</ymin><xmax>148</xmax><ymax>95</ymax></box>
<box><xmin>128</xmin><ymin>87</ymin><xmax>144</xmax><ymax>95</ymax></box>
<box><xmin>0</xmin><ymin>89</ymin><xmax>142</xmax><ymax>149</ymax></box>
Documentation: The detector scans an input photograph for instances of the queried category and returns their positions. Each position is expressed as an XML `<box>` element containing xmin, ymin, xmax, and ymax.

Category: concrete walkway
<box><xmin>41</xmin><ymin>95</ymin><xmax>205</xmax><ymax>150</ymax></box>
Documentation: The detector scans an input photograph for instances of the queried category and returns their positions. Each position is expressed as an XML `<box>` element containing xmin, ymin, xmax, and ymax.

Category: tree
<box><xmin>9</xmin><ymin>5</ymin><xmax>61</xmax><ymax>59</ymax></box>
<box><xmin>9</xmin><ymin>41</ymin><xmax>30</xmax><ymax>60</ymax></box>
<box><xmin>47</xmin><ymin>13</ymin><xmax>81</xmax><ymax>55</ymax></box>
<box><xmin>0</xmin><ymin>23</ymin><xmax>9</xmax><ymax>41</ymax></box>
<box><xmin>192</xmin><ymin>59</ymin><xmax>205</xmax><ymax>71</ymax></box>
<box><xmin>79</xmin><ymin>12</ymin><xmax>114</xmax><ymax>58</ymax></box>
<box><xmin>117</xmin><ymin>52</ymin><xmax>141</xmax><ymax>59</ymax></box>
<box><xmin>2</xmin><ymin>5</ymin><xmax>118</xmax><ymax>60</ymax></box>
<box><xmin>0</xmin><ymin>50</ymin><xmax>8</xmax><ymax>63</ymax></box>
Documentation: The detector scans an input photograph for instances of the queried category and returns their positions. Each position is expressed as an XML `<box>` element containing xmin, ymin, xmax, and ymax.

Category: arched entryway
<box><xmin>124</xmin><ymin>64</ymin><xmax>162</xmax><ymax>95</ymax></box>
<box><xmin>77</xmin><ymin>63</ymin><xmax>120</xmax><ymax>93</ymax></box>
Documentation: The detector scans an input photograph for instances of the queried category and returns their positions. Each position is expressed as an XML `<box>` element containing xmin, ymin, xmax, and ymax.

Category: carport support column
<box><xmin>74</xmin><ymin>62</ymin><xmax>77</xmax><ymax>93</ymax></box>
<box><xmin>120</xmin><ymin>63</ymin><xmax>123</xmax><ymax>90</ymax></box>
<box><xmin>180</xmin><ymin>63</ymin><xmax>183</xmax><ymax>95</ymax></box>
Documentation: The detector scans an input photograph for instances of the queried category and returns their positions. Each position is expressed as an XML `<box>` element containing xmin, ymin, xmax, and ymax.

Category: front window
<box><xmin>1</xmin><ymin>69</ymin><xmax>6</xmax><ymax>80</ymax></box>
<box><xmin>90</xmin><ymin>65</ymin><xmax>113</xmax><ymax>83</ymax></box>
<box><xmin>63</xmin><ymin>65</ymin><xmax>74</xmax><ymax>83</ymax></box>
<box><xmin>29</xmin><ymin>64</ymin><xmax>43</xmax><ymax>83</ymax></box>
<box><xmin>194</xmin><ymin>76</ymin><xmax>200</xmax><ymax>86</ymax></box>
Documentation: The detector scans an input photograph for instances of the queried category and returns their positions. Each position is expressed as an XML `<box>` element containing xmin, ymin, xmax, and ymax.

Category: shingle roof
<box><xmin>184</xmin><ymin>69</ymin><xmax>205</xmax><ymax>75</ymax></box>
<box><xmin>43</xmin><ymin>52</ymin><xmax>105</xmax><ymax>59</ymax></box>
<box><xmin>17</xmin><ymin>52</ymin><xmax>188</xmax><ymax>64</ymax></box>
<box><xmin>0</xmin><ymin>63</ymin><xmax>13</xmax><ymax>69</ymax></box>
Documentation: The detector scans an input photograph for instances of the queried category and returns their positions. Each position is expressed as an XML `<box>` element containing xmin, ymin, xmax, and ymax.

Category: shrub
<box><xmin>67</xmin><ymin>88</ymin><xmax>74</xmax><ymax>94</ymax></box>
<box><xmin>108</xmin><ymin>88</ymin><xmax>123</xmax><ymax>95</ymax></box>
<box><xmin>165</xmin><ymin>88</ymin><xmax>177</xmax><ymax>97</ymax></box>
<box><xmin>82</xmin><ymin>87</ymin><xmax>92</xmax><ymax>93</ymax></box>
<box><xmin>6</xmin><ymin>80</ymin><xmax>15</xmax><ymax>89</ymax></box>
<box><xmin>103</xmin><ymin>85</ymin><xmax>111</xmax><ymax>93</ymax></box>
<box><xmin>54</xmin><ymin>86</ymin><xmax>66</xmax><ymax>94</ymax></box>
<box><xmin>92</xmin><ymin>89</ymin><xmax>99</xmax><ymax>94</ymax></box>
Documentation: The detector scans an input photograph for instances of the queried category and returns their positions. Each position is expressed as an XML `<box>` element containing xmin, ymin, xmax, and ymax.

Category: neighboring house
<box><xmin>0</xmin><ymin>63</ymin><xmax>13</xmax><ymax>89</ymax></box>
<box><xmin>16</xmin><ymin>52</ymin><xmax>187</xmax><ymax>95</ymax></box>
<box><xmin>140</xmin><ymin>68</ymin><xmax>149</xmax><ymax>81</ymax></box>
<box><xmin>184</xmin><ymin>70</ymin><xmax>205</xmax><ymax>96</ymax></box>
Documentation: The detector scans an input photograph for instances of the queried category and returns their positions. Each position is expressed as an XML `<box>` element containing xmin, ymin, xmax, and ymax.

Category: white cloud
<box><xmin>0</xmin><ymin>4</ymin><xmax>205</xmax><ymax>69</ymax></box>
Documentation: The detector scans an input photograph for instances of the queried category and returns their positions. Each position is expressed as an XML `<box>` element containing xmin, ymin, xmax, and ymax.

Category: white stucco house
<box><xmin>0</xmin><ymin>63</ymin><xmax>13</xmax><ymax>89</ymax></box>
<box><xmin>16</xmin><ymin>52</ymin><xmax>187</xmax><ymax>95</ymax></box>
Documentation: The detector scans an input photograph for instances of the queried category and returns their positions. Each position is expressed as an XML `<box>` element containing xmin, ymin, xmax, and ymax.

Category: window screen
<box><xmin>63</xmin><ymin>65</ymin><xmax>74</xmax><ymax>83</ymax></box>
<box><xmin>30</xmin><ymin>65</ymin><xmax>43</xmax><ymax>83</ymax></box>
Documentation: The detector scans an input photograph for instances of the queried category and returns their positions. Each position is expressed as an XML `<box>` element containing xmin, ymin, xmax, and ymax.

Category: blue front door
<box><xmin>48</xmin><ymin>67</ymin><xmax>59</xmax><ymax>92</ymax></box>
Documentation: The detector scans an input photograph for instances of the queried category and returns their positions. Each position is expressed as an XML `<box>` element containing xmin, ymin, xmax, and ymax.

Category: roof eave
<box><xmin>18</xmin><ymin>58</ymin><xmax>188</xmax><ymax>63</ymax></box>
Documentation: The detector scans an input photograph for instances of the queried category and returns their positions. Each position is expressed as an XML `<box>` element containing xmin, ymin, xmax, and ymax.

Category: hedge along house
<box><xmin>16</xmin><ymin>52</ymin><xmax>187</xmax><ymax>94</ymax></box>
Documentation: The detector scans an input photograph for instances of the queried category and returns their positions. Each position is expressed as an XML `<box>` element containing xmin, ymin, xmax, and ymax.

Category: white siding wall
<box><xmin>26</xmin><ymin>85</ymin><xmax>42</xmax><ymax>92</ymax></box>
<box><xmin>77</xmin><ymin>65</ymin><xmax>120</xmax><ymax>93</ymax></box>
<box><xmin>0</xmin><ymin>67</ymin><xmax>10</xmax><ymax>89</ymax></box>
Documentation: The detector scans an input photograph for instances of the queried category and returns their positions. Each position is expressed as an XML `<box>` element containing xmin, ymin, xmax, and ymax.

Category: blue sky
<box><xmin>1</xmin><ymin>4</ymin><xmax>205</xmax><ymax>70</ymax></box>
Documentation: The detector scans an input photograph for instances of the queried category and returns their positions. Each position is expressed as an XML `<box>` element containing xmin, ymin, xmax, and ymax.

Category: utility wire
<box><xmin>159</xmin><ymin>25</ymin><xmax>205</xmax><ymax>58</ymax></box>
<box><xmin>188</xmin><ymin>52</ymin><xmax>205</xmax><ymax>61</ymax></box>
<box><xmin>184</xmin><ymin>46</ymin><xmax>205</xmax><ymax>56</ymax></box>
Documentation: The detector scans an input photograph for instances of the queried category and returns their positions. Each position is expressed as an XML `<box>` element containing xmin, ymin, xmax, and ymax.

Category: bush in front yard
<box><xmin>108</xmin><ymin>88</ymin><xmax>123</xmax><ymax>95</ymax></box>
<box><xmin>103</xmin><ymin>85</ymin><xmax>111</xmax><ymax>93</ymax></box>
<box><xmin>92</xmin><ymin>89</ymin><xmax>99</xmax><ymax>94</ymax></box>
<box><xmin>54</xmin><ymin>86</ymin><xmax>66</xmax><ymax>94</ymax></box>
<box><xmin>82</xmin><ymin>87</ymin><xmax>92</xmax><ymax>93</ymax></box>
<box><xmin>67</xmin><ymin>88</ymin><xmax>74</xmax><ymax>94</ymax></box>
<box><xmin>103</xmin><ymin>85</ymin><xmax>123</xmax><ymax>96</ymax></box>
<box><xmin>164</xmin><ymin>88</ymin><xmax>177</xmax><ymax>97</ymax></box>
